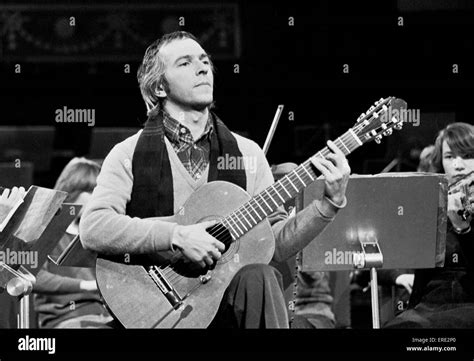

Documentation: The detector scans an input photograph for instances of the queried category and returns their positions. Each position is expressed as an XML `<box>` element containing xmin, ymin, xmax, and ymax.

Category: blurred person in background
<box><xmin>33</xmin><ymin>158</ymin><xmax>114</xmax><ymax>328</ymax></box>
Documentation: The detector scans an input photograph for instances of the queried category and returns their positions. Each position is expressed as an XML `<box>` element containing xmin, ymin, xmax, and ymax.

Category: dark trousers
<box><xmin>209</xmin><ymin>264</ymin><xmax>289</xmax><ymax>328</ymax></box>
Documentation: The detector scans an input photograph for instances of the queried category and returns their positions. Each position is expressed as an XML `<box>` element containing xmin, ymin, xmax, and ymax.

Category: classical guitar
<box><xmin>96</xmin><ymin>97</ymin><xmax>407</xmax><ymax>328</ymax></box>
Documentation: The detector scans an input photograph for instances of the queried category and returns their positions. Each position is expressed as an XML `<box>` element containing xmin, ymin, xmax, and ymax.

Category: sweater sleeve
<box><xmin>33</xmin><ymin>269</ymin><xmax>83</xmax><ymax>295</ymax></box>
<box><xmin>79</xmin><ymin>136</ymin><xmax>177</xmax><ymax>256</ymax></box>
<box><xmin>251</xmin><ymin>145</ymin><xmax>346</xmax><ymax>263</ymax></box>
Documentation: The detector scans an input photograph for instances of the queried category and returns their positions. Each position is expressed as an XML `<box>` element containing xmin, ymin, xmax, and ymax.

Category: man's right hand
<box><xmin>171</xmin><ymin>220</ymin><xmax>225</xmax><ymax>268</ymax></box>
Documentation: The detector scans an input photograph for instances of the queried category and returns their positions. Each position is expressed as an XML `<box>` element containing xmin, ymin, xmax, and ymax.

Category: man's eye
<box><xmin>179</xmin><ymin>62</ymin><xmax>190</xmax><ymax>67</ymax></box>
<box><xmin>444</xmin><ymin>155</ymin><xmax>453</xmax><ymax>159</ymax></box>
<box><xmin>203</xmin><ymin>60</ymin><xmax>210</xmax><ymax>65</ymax></box>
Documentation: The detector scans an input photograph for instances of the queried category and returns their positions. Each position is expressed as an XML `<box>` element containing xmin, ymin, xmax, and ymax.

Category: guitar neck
<box><xmin>221</xmin><ymin>129</ymin><xmax>362</xmax><ymax>239</ymax></box>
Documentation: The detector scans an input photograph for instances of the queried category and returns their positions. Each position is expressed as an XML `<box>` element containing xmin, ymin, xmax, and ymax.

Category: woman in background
<box><xmin>33</xmin><ymin>157</ymin><xmax>114</xmax><ymax>328</ymax></box>
<box><xmin>385</xmin><ymin>122</ymin><xmax>474</xmax><ymax>328</ymax></box>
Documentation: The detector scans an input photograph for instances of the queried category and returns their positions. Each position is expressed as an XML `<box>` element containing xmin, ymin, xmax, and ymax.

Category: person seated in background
<box><xmin>384</xmin><ymin>122</ymin><xmax>474</xmax><ymax>328</ymax></box>
<box><xmin>417</xmin><ymin>145</ymin><xmax>436</xmax><ymax>173</ymax></box>
<box><xmin>33</xmin><ymin>158</ymin><xmax>114</xmax><ymax>328</ymax></box>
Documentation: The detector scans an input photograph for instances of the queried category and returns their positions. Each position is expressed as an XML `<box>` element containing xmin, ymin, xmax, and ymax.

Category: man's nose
<box><xmin>196</xmin><ymin>61</ymin><xmax>209</xmax><ymax>75</ymax></box>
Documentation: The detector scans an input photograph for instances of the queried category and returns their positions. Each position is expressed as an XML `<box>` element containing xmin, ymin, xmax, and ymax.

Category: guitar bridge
<box><xmin>148</xmin><ymin>266</ymin><xmax>183</xmax><ymax>309</ymax></box>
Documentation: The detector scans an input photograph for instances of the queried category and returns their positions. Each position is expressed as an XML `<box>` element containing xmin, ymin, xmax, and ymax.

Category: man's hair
<box><xmin>431</xmin><ymin>122</ymin><xmax>474</xmax><ymax>173</ymax></box>
<box><xmin>54</xmin><ymin>157</ymin><xmax>101</xmax><ymax>203</ymax></box>
<box><xmin>137</xmin><ymin>31</ymin><xmax>214</xmax><ymax>115</ymax></box>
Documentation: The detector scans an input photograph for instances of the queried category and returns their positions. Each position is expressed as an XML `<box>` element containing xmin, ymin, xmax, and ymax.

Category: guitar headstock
<box><xmin>352</xmin><ymin>97</ymin><xmax>407</xmax><ymax>145</ymax></box>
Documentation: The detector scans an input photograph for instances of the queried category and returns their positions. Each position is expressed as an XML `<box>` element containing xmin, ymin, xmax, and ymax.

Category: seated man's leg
<box><xmin>209</xmin><ymin>264</ymin><xmax>289</xmax><ymax>328</ymax></box>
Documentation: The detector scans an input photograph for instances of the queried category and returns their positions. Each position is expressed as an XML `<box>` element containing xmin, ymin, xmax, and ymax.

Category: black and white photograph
<box><xmin>0</xmin><ymin>0</ymin><xmax>473</xmax><ymax>358</ymax></box>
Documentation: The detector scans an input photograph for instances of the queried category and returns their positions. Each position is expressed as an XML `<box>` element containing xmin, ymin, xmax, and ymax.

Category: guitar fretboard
<box><xmin>221</xmin><ymin>129</ymin><xmax>363</xmax><ymax>239</ymax></box>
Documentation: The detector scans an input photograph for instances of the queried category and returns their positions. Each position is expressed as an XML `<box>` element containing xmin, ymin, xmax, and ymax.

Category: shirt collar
<box><xmin>162</xmin><ymin>110</ymin><xmax>213</xmax><ymax>144</ymax></box>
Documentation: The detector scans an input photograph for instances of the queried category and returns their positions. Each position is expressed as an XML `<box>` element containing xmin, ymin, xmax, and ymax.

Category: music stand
<box><xmin>0</xmin><ymin>186</ymin><xmax>80</xmax><ymax>328</ymax></box>
<box><xmin>299</xmin><ymin>173</ymin><xmax>448</xmax><ymax>328</ymax></box>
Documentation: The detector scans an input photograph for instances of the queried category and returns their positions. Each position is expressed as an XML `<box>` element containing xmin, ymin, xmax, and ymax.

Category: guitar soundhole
<box><xmin>158</xmin><ymin>223</ymin><xmax>236</xmax><ymax>278</ymax></box>
<box><xmin>206</xmin><ymin>223</ymin><xmax>233</xmax><ymax>252</ymax></box>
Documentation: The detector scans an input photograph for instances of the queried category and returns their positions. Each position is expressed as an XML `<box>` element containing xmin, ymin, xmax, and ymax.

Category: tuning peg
<box><xmin>375</xmin><ymin>97</ymin><xmax>385</xmax><ymax>106</ymax></box>
<box><xmin>394</xmin><ymin>123</ymin><xmax>403</xmax><ymax>130</ymax></box>
<box><xmin>368</xmin><ymin>106</ymin><xmax>375</xmax><ymax>112</ymax></box>
<box><xmin>383</xmin><ymin>129</ymin><xmax>393</xmax><ymax>137</ymax></box>
<box><xmin>374</xmin><ymin>135</ymin><xmax>382</xmax><ymax>144</ymax></box>
<box><xmin>357</xmin><ymin>112</ymin><xmax>366</xmax><ymax>122</ymax></box>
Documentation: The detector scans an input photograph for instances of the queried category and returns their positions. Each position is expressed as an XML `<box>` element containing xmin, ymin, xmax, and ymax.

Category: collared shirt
<box><xmin>162</xmin><ymin>111</ymin><xmax>213</xmax><ymax>181</ymax></box>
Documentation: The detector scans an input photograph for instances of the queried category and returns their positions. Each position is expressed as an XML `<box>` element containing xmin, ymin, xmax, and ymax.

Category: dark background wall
<box><xmin>1</xmin><ymin>0</ymin><xmax>474</xmax><ymax>187</ymax></box>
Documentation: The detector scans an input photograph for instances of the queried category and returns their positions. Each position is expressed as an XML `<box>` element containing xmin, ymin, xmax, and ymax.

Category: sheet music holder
<box><xmin>49</xmin><ymin>234</ymin><xmax>97</xmax><ymax>268</ymax></box>
<box><xmin>0</xmin><ymin>186</ymin><xmax>80</xmax><ymax>328</ymax></box>
<box><xmin>298</xmin><ymin>173</ymin><xmax>448</xmax><ymax>328</ymax></box>
<box><xmin>301</xmin><ymin>173</ymin><xmax>448</xmax><ymax>272</ymax></box>
<box><xmin>0</xmin><ymin>186</ymin><xmax>68</xmax><ymax>276</ymax></box>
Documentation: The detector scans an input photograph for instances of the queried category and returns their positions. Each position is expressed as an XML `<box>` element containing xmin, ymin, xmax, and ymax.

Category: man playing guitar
<box><xmin>79</xmin><ymin>31</ymin><xmax>350</xmax><ymax>328</ymax></box>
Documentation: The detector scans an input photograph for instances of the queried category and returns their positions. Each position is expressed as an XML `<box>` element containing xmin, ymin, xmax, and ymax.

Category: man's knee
<box><xmin>235</xmin><ymin>264</ymin><xmax>282</xmax><ymax>284</ymax></box>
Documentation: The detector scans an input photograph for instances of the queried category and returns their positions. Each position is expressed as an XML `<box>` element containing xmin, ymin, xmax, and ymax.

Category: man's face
<box><xmin>159</xmin><ymin>38</ymin><xmax>214</xmax><ymax>111</ymax></box>
<box><xmin>442</xmin><ymin>140</ymin><xmax>474</xmax><ymax>183</ymax></box>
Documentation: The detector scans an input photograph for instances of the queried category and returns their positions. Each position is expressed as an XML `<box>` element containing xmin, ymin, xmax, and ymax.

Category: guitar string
<box><xmin>160</xmin><ymin>126</ymin><xmax>392</xmax><ymax>284</ymax></box>
<box><xmin>159</xmin><ymin>149</ymin><xmax>335</xmax><ymax>283</ymax></box>
<box><xmin>160</xmin><ymin>135</ymin><xmax>360</xmax><ymax>282</ymax></box>
<box><xmin>159</xmin><ymin>129</ymin><xmax>365</xmax><ymax>281</ymax></box>
<box><xmin>201</xmin><ymin>131</ymin><xmax>359</xmax><ymax>240</ymax></box>
<box><xmin>202</xmin><ymin>131</ymin><xmax>360</xmax><ymax>241</ymax></box>
<box><xmin>159</xmin><ymin>126</ymin><xmax>367</xmax><ymax>281</ymax></box>
<box><xmin>161</xmin><ymin>102</ymin><xmax>396</xmax><ymax>271</ymax></box>
<box><xmin>204</xmin><ymin>111</ymin><xmax>387</xmax><ymax>242</ymax></box>
<box><xmin>160</xmin><ymin>146</ymin><xmax>334</xmax><ymax>281</ymax></box>
<box><xmin>159</xmin><ymin>114</ymin><xmax>391</xmax><ymax>282</ymax></box>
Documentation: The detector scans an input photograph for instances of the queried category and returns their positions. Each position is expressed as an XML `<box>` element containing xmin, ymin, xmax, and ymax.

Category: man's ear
<box><xmin>156</xmin><ymin>84</ymin><xmax>167</xmax><ymax>98</ymax></box>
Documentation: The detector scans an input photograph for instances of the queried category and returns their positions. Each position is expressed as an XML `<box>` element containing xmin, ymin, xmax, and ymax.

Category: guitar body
<box><xmin>96</xmin><ymin>181</ymin><xmax>275</xmax><ymax>328</ymax></box>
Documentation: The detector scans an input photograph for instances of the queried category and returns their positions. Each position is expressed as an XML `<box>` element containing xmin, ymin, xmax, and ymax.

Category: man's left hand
<box><xmin>310</xmin><ymin>140</ymin><xmax>351</xmax><ymax>206</ymax></box>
